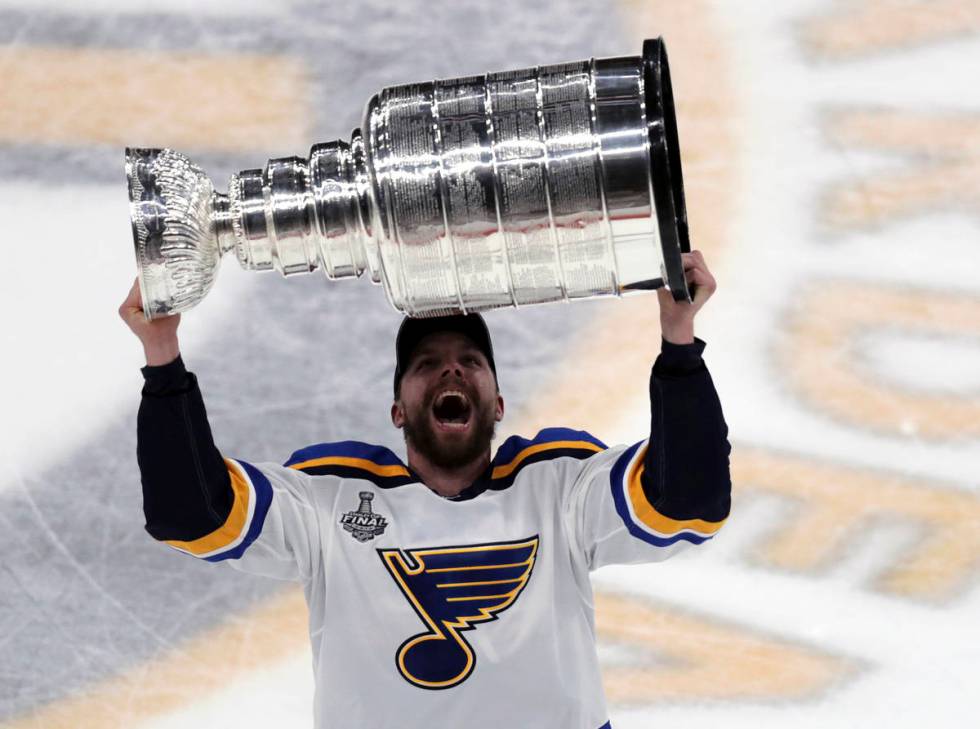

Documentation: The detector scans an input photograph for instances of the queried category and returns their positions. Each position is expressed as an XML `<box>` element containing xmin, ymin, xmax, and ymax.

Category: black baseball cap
<box><xmin>393</xmin><ymin>313</ymin><xmax>497</xmax><ymax>397</ymax></box>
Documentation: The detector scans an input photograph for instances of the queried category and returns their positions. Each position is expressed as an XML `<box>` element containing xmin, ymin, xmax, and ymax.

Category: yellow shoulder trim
<box><xmin>165</xmin><ymin>459</ymin><xmax>251</xmax><ymax>556</ymax></box>
<box><xmin>628</xmin><ymin>446</ymin><xmax>726</xmax><ymax>535</ymax></box>
<box><xmin>492</xmin><ymin>440</ymin><xmax>604</xmax><ymax>480</ymax></box>
<box><xmin>287</xmin><ymin>455</ymin><xmax>411</xmax><ymax>478</ymax></box>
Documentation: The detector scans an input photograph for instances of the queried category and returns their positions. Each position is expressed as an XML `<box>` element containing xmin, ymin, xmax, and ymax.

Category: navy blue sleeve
<box><xmin>643</xmin><ymin>337</ymin><xmax>732</xmax><ymax>523</ymax></box>
<box><xmin>137</xmin><ymin>355</ymin><xmax>234</xmax><ymax>541</ymax></box>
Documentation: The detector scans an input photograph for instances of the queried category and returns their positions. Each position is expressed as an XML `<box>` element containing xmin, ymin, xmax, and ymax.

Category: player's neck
<box><xmin>406</xmin><ymin>446</ymin><xmax>491</xmax><ymax>498</ymax></box>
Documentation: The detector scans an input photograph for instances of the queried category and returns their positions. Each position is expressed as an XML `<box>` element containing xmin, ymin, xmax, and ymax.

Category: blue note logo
<box><xmin>378</xmin><ymin>536</ymin><xmax>539</xmax><ymax>689</ymax></box>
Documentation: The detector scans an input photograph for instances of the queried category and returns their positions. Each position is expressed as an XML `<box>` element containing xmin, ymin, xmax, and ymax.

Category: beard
<box><xmin>401</xmin><ymin>387</ymin><xmax>497</xmax><ymax>471</ymax></box>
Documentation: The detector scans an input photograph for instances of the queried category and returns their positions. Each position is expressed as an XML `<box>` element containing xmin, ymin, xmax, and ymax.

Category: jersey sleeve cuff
<box><xmin>141</xmin><ymin>354</ymin><xmax>193</xmax><ymax>396</ymax></box>
<box><xmin>654</xmin><ymin>336</ymin><xmax>707</xmax><ymax>377</ymax></box>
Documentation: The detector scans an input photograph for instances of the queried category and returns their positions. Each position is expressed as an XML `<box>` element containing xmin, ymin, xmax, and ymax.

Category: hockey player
<box><xmin>120</xmin><ymin>249</ymin><xmax>731</xmax><ymax>729</ymax></box>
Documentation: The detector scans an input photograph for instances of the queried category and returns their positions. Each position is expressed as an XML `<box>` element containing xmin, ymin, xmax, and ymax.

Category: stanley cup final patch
<box><xmin>340</xmin><ymin>492</ymin><xmax>389</xmax><ymax>542</ymax></box>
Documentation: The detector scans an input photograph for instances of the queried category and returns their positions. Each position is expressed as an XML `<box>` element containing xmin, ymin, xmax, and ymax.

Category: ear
<box><xmin>391</xmin><ymin>401</ymin><xmax>405</xmax><ymax>429</ymax></box>
<box><xmin>494</xmin><ymin>393</ymin><xmax>505</xmax><ymax>423</ymax></box>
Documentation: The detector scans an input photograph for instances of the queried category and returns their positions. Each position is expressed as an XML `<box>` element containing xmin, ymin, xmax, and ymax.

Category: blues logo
<box><xmin>378</xmin><ymin>536</ymin><xmax>539</xmax><ymax>689</ymax></box>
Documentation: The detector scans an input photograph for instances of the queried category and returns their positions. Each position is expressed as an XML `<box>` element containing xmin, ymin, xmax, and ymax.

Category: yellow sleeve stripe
<box><xmin>288</xmin><ymin>455</ymin><xmax>411</xmax><ymax>478</ymax></box>
<box><xmin>627</xmin><ymin>445</ymin><xmax>726</xmax><ymax>536</ymax></box>
<box><xmin>165</xmin><ymin>459</ymin><xmax>252</xmax><ymax>556</ymax></box>
<box><xmin>492</xmin><ymin>440</ymin><xmax>605</xmax><ymax>480</ymax></box>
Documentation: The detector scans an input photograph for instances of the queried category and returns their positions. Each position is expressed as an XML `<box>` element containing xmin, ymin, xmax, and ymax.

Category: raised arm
<box><xmin>642</xmin><ymin>250</ymin><xmax>731</xmax><ymax>526</ymax></box>
<box><xmin>119</xmin><ymin>279</ymin><xmax>319</xmax><ymax>579</ymax></box>
<box><xmin>118</xmin><ymin>278</ymin><xmax>232</xmax><ymax>542</ymax></box>
<box><xmin>562</xmin><ymin>250</ymin><xmax>732</xmax><ymax>570</ymax></box>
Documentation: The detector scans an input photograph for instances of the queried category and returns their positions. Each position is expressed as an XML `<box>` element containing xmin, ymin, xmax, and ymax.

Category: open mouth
<box><xmin>432</xmin><ymin>390</ymin><xmax>473</xmax><ymax>430</ymax></box>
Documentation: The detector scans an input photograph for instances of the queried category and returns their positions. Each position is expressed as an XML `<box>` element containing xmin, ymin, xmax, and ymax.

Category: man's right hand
<box><xmin>119</xmin><ymin>278</ymin><xmax>182</xmax><ymax>366</ymax></box>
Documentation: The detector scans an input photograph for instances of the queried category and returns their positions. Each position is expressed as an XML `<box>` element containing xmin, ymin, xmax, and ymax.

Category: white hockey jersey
<box><xmin>161</xmin><ymin>428</ymin><xmax>726</xmax><ymax>729</ymax></box>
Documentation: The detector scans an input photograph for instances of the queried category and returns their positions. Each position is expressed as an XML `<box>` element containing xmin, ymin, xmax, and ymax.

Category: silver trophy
<box><xmin>126</xmin><ymin>38</ymin><xmax>691</xmax><ymax>320</ymax></box>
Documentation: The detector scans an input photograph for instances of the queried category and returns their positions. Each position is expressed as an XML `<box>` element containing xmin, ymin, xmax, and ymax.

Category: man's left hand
<box><xmin>656</xmin><ymin>249</ymin><xmax>717</xmax><ymax>345</ymax></box>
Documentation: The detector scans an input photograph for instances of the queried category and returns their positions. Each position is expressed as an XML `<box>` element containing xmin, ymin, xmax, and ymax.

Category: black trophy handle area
<box><xmin>643</xmin><ymin>37</ymin><xmax>692</xmax><ymax>303</ymax></box>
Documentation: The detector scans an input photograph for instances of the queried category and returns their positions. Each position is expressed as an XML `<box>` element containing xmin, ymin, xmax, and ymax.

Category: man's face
<box><xmin>391</xmin><ymin>331</ymin><xmax>504</xmax><ymax>470</ymax></box>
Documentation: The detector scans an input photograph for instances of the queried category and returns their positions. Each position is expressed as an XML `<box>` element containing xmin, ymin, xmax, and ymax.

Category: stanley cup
<box><xmin>126</xmin><ymin>38</ymin><xmax>691</xmax><ymax>320</ymax></box>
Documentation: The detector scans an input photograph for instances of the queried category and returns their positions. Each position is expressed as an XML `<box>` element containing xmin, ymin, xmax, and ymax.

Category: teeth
<box><xmin>435</xmin><ymin>390</ymin><xmax>468</xmax><ymax>406</ymax></box>
<box><xmin>433</xmin><ymin>389</ymin><xmax>471</xmax><ymax>427</ymax></box>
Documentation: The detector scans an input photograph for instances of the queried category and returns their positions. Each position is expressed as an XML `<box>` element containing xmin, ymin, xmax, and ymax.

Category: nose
<box><xmin>440</xmin><ymin>360</ymin><xmax>465</xmax><ymax>380</ymax></box>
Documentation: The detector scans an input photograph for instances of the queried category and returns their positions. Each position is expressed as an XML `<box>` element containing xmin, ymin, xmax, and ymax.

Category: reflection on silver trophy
<box><xmin>126</xmin><ymin>38</ymin><xmax>691</xmax><ymax>320</ymax></box>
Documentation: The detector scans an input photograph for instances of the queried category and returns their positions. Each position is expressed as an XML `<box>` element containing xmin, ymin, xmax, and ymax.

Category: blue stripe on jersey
<box><xmin>282</xmin><ymin>429</ymin><xmax>606</xmax><ymax>498</ymax></box>
<box><xmin>609</xmin><ymin>443</ymin><xmax>711</xmax><ymax>548</ymax></box>
<box><xmin>205</xmin><ymin>459</ymin><xmax>274</xmax><ymax>562</ymax></box>
<box><xmin>420</xmin><ymin>544</ymin><xmax>534</xmax><ymax>571</ymax></box>
<box><xmin>284</xmin><ymin>440</ymin><xmax>405</xmax><ymax>468</ymax></box>
<box><xmin>491</xmin><ymin>428</ymin><xmax>607</xmax><ymax>468</ymax></box>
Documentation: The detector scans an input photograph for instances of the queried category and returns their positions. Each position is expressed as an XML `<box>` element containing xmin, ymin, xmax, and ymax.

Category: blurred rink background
<box><xmin>1</xmin><ymin>0</ymin><xmax>978</xmax><ymax>727</ymax></box>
